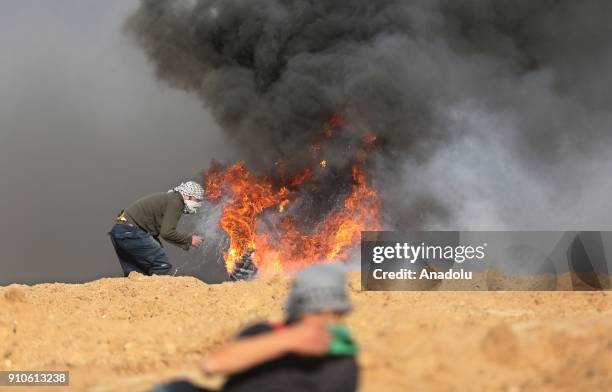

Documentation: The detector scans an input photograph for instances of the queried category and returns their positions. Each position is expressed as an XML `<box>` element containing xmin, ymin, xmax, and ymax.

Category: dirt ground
<box><xmin>0</xmin><ymin>273</ymin><xmax>610</xmax><ymax>392</ymax></box>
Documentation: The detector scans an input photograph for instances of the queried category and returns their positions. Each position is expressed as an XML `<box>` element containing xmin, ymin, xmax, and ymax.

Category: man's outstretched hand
<box><xmin>284</xmin><ymin>320</ymin><xmax>332</xmax><ymax>357</ymax></box>
<box><xmin>191</xmin><ymin>235</ymin><xmax>203</xmax><ymax>248</ymax></box>
<box><xmin>201</xmin><ymin>318</ymin><xmax>332</xmax><ymax>376</ymax></box>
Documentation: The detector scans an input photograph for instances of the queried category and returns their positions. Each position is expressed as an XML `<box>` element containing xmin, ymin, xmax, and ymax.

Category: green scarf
<box><xmin>328</xmin><ymin>324</ymin><xmax>358</xmax><ymax>356</ymax></box>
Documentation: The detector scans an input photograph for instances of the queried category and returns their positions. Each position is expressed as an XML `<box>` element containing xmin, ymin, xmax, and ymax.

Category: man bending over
<box><xmin>109</xmin><ymin>181</ymin><xmax>204</xmax><ymax>276</ymax></box>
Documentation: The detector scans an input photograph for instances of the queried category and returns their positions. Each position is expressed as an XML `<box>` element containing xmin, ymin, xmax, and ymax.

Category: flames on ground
<box><xmin>204</xmin><ymin>116</ymin><xmax>381</xmax><ymax>275</ymax></box>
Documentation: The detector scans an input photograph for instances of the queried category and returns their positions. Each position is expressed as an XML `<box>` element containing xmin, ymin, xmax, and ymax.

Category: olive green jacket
<box><xmin>123</xmin><ymin>192</ymin><xmax>192</xmax><ymax>250</ymax></box>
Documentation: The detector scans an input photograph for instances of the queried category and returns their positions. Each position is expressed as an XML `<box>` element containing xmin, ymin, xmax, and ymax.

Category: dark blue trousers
<box><xmin>109</xmin><ymin>223</ymin><xmax>172</xmax><ymax>277</ymax></box>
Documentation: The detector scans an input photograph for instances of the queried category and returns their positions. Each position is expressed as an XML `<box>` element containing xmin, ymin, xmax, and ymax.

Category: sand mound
<box><xmin>0</xmin><ymin>274</ymin><xmax>610</xmax><ymax>391</ymax></box>
<box><xmin>2</xmin><ymin>286</ymin><xmax>27</xmax><ymax>304</ymax></box>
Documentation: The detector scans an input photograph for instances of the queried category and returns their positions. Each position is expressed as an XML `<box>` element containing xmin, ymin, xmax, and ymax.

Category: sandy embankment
<box><xmin>0</xmin><ymin>273</ymin><xmax>610</xmax><ymax>392</ymax></box>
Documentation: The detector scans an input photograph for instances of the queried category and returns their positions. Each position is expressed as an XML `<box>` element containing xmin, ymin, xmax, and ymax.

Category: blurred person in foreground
<box><xmin>154</xmin><ymin>263</ymin><xmax>359</xmax><ymax>392</ymax></box>
<box><xmin>109</xmin><ymin>181</ymin><xmax>205</xmax><ymax>276</ymax></box>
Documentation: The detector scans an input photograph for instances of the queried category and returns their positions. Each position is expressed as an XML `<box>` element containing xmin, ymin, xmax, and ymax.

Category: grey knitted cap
<box><xmin>286</xmin><ymin>263</ymin><xmax>352</xmax><ymax>322</ymax></box>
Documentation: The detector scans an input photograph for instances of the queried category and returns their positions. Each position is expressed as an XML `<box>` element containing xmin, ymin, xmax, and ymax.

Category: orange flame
<box><xmin>324</xmin><ymin>114</ymin><xmax>346</xmax><ymax>138</ymax></box>
<box><xmin>205</xmin><ymin>117</ymin><xmax>381</xmax><ymax>275</ymax></box>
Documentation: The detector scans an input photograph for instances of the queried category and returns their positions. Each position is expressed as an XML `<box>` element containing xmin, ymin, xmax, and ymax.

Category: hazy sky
<box><xmin>2</xmin><ymin>1</ymin><xmax>612</xmax><ymax>285</ymax></box>
<box><xmin>0</xmin><ymin>1</ymin><xmax>235</xmax><ymax>285</ymax></box>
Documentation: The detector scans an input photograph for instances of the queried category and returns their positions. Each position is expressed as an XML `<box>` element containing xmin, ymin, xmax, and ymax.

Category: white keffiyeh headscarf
<box><xmin>169</xmin><ymin>181</ymin><xmax>204</xmax><ymax>214</ymax></box>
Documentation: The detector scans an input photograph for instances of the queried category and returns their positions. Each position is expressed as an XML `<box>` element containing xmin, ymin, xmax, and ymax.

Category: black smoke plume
<box><xmin>126</xmin><ymin>0</ymin><xmax>612</xmax><ymax>230</ymax></box>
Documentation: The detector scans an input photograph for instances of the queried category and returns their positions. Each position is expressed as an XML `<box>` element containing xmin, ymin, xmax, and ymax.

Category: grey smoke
<box><xmin>0</xmin><ymin>1</ymin><xmax>233</xmax><ymax>285</ymax></box>
<box><xmin>126</xmin><ymin>0</ymin><xmax>612</xmax><ymax>231</ymax></box>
